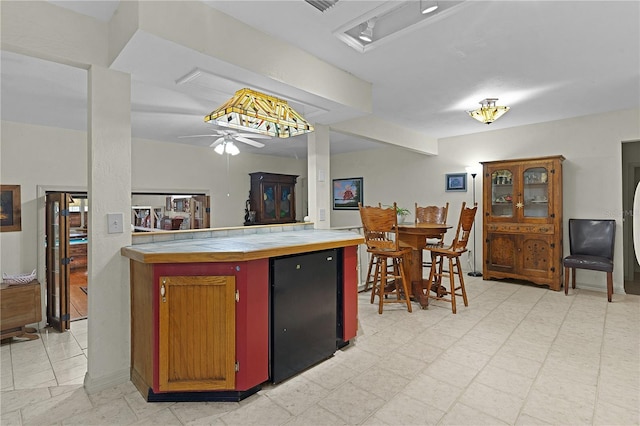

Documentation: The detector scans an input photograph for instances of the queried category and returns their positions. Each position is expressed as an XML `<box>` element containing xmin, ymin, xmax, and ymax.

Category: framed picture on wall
<box><xmin>333</xmin><ymin>177</ymin><xmax>363</xmax><ymax>210</ymax></box>
<box><xmin>445</xmin><ymin>173</ymin><xmax>467</xmax><ymax>192</ymax></box>
<box><xmin>0</xmin><ymin>185</ymin><xmax>21</xmax><ymax>232</ymax></box>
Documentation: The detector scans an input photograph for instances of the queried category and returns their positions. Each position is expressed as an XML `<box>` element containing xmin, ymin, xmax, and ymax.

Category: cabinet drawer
<box><xmin>486</xmin><ymin>223</ymin><xmax>555</xmax><ymax>234</ymax></box>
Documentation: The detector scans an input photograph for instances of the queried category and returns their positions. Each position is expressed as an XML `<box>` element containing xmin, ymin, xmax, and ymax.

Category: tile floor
<box><xmin>1</xmin><ymin>277</ymin><xmax>639</xmax><ymax>425</ymax></box>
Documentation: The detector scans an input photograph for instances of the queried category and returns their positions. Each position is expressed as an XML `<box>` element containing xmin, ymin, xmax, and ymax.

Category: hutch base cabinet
<box><xmin>482</xmin><ymin>155</ymin><xmax>564</xmax><ymax>290</ymax></box>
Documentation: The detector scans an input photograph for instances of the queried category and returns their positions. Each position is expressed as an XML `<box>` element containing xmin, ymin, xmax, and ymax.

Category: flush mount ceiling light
<box><xmin>467</xmin><ymin>98</ymin><xmax>510</xmax><ymax>124</ymax></box>
<box><xmin>359</xmin><ymin>20</ymin><xmax>375</xmax><ymax>42</ymax></box>
<box><xmin>420</xmin><ymin>0</ymin><xmax>439</xmax><ymax>14</ymax></box>
<box><xmin>205</xmin><ymin>88</ymin><xmax>314</xmax><ymax>138</ymax></box>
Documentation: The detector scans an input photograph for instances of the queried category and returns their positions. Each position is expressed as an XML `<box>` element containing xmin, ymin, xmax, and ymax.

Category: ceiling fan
<box><xmin>178</xmin><ymin>128</ymin><xmax>271</xmax><ymax>155</ymax></box>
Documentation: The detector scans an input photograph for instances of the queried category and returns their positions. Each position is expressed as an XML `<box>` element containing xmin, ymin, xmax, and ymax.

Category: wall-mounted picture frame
<box><xmin>445</xmin><ymin>173</ymin><xmax>467</xmax><ymax>192</ymax></box>
<box><xmin>0</xmin><ymin>184</ymin><xmax>22</xmax><ymax>232</ymax></box>
<box><xmin>333</xmin><ymin>177</ymin><xmax>363</xmax><ymax>210</ymax></box>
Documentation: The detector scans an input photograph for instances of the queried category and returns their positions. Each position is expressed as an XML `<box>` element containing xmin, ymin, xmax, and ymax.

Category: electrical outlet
<box><xmin>107</xmin><ymin>213</ymin><xmax>124</xmax><ymax>234</ymax></box>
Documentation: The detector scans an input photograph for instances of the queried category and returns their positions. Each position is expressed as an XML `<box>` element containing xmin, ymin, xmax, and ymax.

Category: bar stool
<box><xmin>426</xmin><ymin>202</ymin><xmax>477</xmax><ymax>314</ymax></box>
<box><xmin>359</xmin><ymin>202</ymin><xmax>412</xmax><ymax>314</ymax></box>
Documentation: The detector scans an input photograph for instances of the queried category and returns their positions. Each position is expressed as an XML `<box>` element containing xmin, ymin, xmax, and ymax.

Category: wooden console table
<box><xmin>1</xmin><ymin>280</ymin><xmax>42</xmax><ymax>341</ymax></box>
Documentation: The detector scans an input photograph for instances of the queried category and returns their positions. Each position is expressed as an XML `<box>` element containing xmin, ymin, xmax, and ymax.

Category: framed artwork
<box><xmin>0</xmin><ymin>185</ymin><xmax>21</xmax><ymax>232</ymax></box>
<box><xmin>333</xmin><ymin>177</ymin><xmax>363</xmax><ymax>210</ymax></box>
<box><xmin>445</xmin><ymin>173</ymin><xmax>467</xmax><ymax>192</ymax></box>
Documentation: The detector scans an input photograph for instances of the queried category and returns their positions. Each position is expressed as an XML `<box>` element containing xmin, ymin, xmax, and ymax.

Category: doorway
<box><xmin>45</xmin><ymin>192</ymin><xmax>89</xmax><ymax>329</ymax></box>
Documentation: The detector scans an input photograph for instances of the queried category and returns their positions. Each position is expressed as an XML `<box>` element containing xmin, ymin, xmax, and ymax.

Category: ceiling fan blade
<box><xmin>210</xmin><ymin>137</ymin><xmax>225</xmax><ymax>147</ymax></box>
<box><xmin>178</xmin><ymin>133</ymin><xmax>222</xmax><ymax>139</ymax></box>
<box><xmin>233</xmin><ymin>133</ymin><xmax>272</xmax><ymax>139</ymax></box>
<box><xmin>234</xmin><ymin>136</ymin><xmax>265</xmax><ymax>148</ymax></box>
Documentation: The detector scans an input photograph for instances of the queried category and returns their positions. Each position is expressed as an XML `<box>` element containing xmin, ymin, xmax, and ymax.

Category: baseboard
<box><xmin>574</xmin><ymin>282</ymin><xmax>626</xmax><ymax>295</ymax></box>
<box><xmin>83</xmin><ymin>368</ymin><xmax>131</xmax><ymax>394</ymax></box>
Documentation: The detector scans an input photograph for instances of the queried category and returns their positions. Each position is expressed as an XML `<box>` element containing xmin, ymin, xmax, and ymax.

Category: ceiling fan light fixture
<box><xmin>205</xmin><ymin>88</ymin><xmax>314</xmax><ymax>138</ymax></box>
<box><xmin>467</xmin><ymin>98</ymin><xmax>510</xmax><ymax>124</ymax></box>
<box><xmin>420</xmin><ymin>0</ymin><xmax>439</xmax><ymax>15</ymax></box>
<box><xmin>213</xmin><ymin>140</ymin><xmax>241</xmax><ymax>156</ymax></box>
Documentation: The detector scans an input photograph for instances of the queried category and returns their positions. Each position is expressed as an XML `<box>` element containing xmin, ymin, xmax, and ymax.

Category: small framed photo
<box><xmin>445</xmin><ymin>173</ymin><xmax>467</xmax><ymax>192</ymax></box>
<box><xmin>0</xmin><ymin>184</ymin><xmax>21</xmax><ymax>232</ymax></box>
<box><xmin>333</xmin><ymin>177</ymin><xmax>363</xmax><ymax>210</ymax></box>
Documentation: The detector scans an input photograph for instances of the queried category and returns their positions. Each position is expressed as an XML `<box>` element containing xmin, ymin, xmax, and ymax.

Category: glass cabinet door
<box><xmin>523</xmin><ymin>167</ymin><xmax>549</xmax><ymax>218</ymax></box>
<box><xmin>279</xmin><ymin>184</ymin><xmax>294</xmax><ymax>220</ymax></box>
<box><xmin>490</xmin><ymin>168</ymin><xmax>514</xmax><ymax>218</ymax></box>
<box><xmin>262</xmin><ymin>183</ymin><xmax>277</xmax><ymax>220</ymax></box>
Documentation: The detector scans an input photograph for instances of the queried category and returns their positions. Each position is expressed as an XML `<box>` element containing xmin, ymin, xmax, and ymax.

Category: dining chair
<box><xmin>415</xmin><ymin>202</ymin><xmax>449</xmax><ymax>266</ymax></box>
<box><xmin>563</xmin><ymin>219</ymin><xmax>616</xmax><ymax>301</ymax></box>
<box><xmin>425</xmin><ymin>202</ymin><xmax>477</xmax><ymax>313</ymax></box>
<box><xmin>359</xmin><ymin>202</ymin><xmax>413</xmax><ymax>314</ymax></box>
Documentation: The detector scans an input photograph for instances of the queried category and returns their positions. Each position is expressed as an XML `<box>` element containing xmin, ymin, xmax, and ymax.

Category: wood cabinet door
<box><xmin>277</xmin><ymin>183</ymin><xmax>295</xmax><ymax>221</ymax></box>
<box><xmin>158</xmin><ymin>275</ymin><xmax>236</xmax><ymax>392</ymax></box>
<box><xmin>485</xmin><ymin>233</ymin><xmax>517</xmax><ymax>274</ymax></box>
<box><xmin>518</xmin><ymin>234</ymin><xmax>555</xmax><ymax>281</ymax></box>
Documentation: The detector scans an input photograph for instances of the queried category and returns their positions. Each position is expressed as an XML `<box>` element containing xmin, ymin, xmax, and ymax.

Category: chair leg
<box><xmin>607</xmin><ymin>271</ymin><xmax>613</xmax><ymax>302</ymax></box>
<box><xmin>399</xmin><ymin>255</ymin><xmax>412</xmax><ymax>313</ymax></box>
<box><xmin>572</xmin><ymin>268</ymin><xmax>576</xmax><ymax>289</ymax></box>
<box><xmin>378</xmin><ymin>257</ymin><xmax>387</xmax><ymax>314</ymax></box>
<box><xmin>455</xmin><ymin>257</ymin><xmax>468</xmax><ymax>307</ymax></box>
<box><xmin>449</xmin><ymin>257</ymin><xmax>456</xmax><ymax>314</ymax></box>
<box><xmin>564</xmin><ymin>266</ymin><xmax>570</xmax><ymax>295</ymax></box>
<box><xmin>370</xmin><ymin>256</ymin><xmax>380</xmax><ymax>304</ymax></box>
<box><xmin>364</xmin><ymin>253</ymin><xmax>375</xmax><ymax>292</ymax></box>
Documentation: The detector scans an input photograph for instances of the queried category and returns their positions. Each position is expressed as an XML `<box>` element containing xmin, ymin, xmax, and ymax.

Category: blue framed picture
<box><xmin>445</xmin><ymin>173</ymin><xmax>467</xmax><ymax>192</ymax></box>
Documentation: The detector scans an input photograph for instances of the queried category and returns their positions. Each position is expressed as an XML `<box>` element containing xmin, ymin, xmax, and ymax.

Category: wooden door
<box><xmin>158</xmin><ymin>275</ymin><xmax>236</xmax><ymax>391</ymax></box>
<box><xmin>191</xmin><ymin>195</ymin><xmax>210</xmax><ymax>228</ymax></box>
<box><xmin>45</xmin><ymin>192</ymin><xmax>70</xmax><ymax>331</ymax></box>
<box><xmin>518</xmin><ymin>234</ymin><xmax>557</xmax><ymax>285</ymax></box>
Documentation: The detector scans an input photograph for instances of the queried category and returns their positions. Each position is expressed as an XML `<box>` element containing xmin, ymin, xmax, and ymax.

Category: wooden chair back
<box><xmin>358</xmin><ymin>202</ymin><xmax>400</xmax><ymax>252</ymax></box>
<box><xmin>415</xmin><ymin>203</ymin><xmax>449</xmax><ymax>225</ymax></box>
<box><xmin>448</xmin><ymin>202</ymin><xmax>478</xmax><ymax>253</ymax></box>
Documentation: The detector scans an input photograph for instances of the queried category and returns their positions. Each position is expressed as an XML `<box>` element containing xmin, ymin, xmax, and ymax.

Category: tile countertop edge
<box><xmin>121</xmin><ymin>232</ymin><xmax>364</xmax><ymax>264</ymax></box>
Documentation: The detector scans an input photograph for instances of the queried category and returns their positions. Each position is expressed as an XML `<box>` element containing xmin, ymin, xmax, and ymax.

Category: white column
<box><xmin>84</xmin><ymin>65</ymin><xmax>132</xmax><ymax>392</ymax></box>
<box><xmin>307</xmin><ymin>125</ymin><xmax>331</xmax><ymax>229</ymax></box>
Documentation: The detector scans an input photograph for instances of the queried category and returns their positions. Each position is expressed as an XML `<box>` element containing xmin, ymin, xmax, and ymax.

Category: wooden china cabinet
<box><xmin>481</xmin><ymin>155</ymin><xmax>564</xmax><ymax>291</ymax></box>
<box><xmin>248</xmin><ymin>172</ymin><xmax>297</xmax><ymax>225</ymax></box>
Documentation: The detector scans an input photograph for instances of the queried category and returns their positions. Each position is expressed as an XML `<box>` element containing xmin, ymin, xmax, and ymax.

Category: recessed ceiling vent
<box><xmin>305</xmin><ymin>0</ymin><xmax>339</xmax><ymax>13</ymax></box>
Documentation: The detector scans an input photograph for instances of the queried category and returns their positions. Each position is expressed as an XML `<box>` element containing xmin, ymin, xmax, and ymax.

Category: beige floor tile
<box><xmin>170</xmin><ymin>400</ymin><xmax>238</xmax><ymax>424</ymax></box>
<box><xmin>373</xmin><ymin>392</ymin><xmax>445</xmax><ymax>425</ymax></box>
<box><xmin>263</xmin><ymin>375</ymin><xmax>330</xmax><ymax>416</ymax></box>
<box><xmin>522</xmin><ymin>388</ymin><xmax>594</xmax><ymax>425</ymax></box>
<box><xmin>473</xmin><ymin>365</ymin><xmax>534</xmax><ymax>399</ymax></box>
<box><xmin>58</xmin><ymin>396</ymin><xmax>137</xmax><ymax>425</ymax></box>
<box><xmin>349</xmin><ymin>364</ymin><xmax>411</xmax><ymax>400</ymax></box>
<box><xmin>13</xmin><ymin>368</ymin><xmax>57</xmax><ymax>390</ymax></box>
<box><xmin>282</xmin><ymin>404</ymin><xmax>348</xmax><ymax>426</ymax></box>
<box><xmin>0</xmin><ymin>387</ymin><xmax>52</xmax><ymax>414</ymax></box>
<box><xmin>593</xmin><ymin>398</ymin><xmax>640</xmax><ymax>426</ymax></box>
<box><xmin>0</xmin><ymin>408</ymin><xmax>22</xmax><ymax>426</ymax></box>
<box><xmin>317</xmin><ymin>382</ymin><xmax>385</xmax><ymax>424</ymax></box>
<box><xmin>20</xmin><ymin>387</ymin><xmax>93</xmax><ymax>425</ymax></box>
<box><xmin>440</xmin><ymin>402</ymin><xmax>508</xmax><ymax>425</ymax></box>
<box><xmin>131</xmin><ymin>407</ymin><xmax>183</xmax><ymax>425</ymax></box>
<box><xmin>217</xmin><ymin>394</ymin><xmax>292</xmax><ymax>425</ymax></box>
<box><xmin>400</xmin><ymin>373</ymin><xmax>464</xmax><ymax>412</ymax></box>
<box><xmin>423</xmin><ymin>358</ymin><xmax>479</xmax><ymax>388</ymax></box>
<box><xmin>458</xmin><ymin>381</ymin><xmax>524</xmax><ymax>424</ymax></box>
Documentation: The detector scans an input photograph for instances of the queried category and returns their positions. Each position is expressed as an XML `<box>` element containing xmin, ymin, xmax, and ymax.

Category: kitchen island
<box><xmin>121</xmin><ymin>224</ymin><xmax>363</xmax><ymax>402</ymax></box>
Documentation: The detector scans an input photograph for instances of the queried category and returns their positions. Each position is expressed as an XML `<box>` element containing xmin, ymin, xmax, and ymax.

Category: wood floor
<box><xmin>70</xmin><ymin>269</ymin><xmax>88</xmax><ymax>321</ymax></box>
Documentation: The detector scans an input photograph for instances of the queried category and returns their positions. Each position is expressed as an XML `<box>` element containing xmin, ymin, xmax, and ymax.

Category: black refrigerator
<box><xmin>270</xmin><ymin>248</ymin><xmax>340</xmax><ymax>383</ymax></box>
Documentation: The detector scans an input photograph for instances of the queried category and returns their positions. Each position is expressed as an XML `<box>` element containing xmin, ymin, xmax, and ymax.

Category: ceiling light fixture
<box><xmin>358</xmin><ymin>20</ymin><xmax>375</xmax><ymax>42</ymax></box>
<box><xmin>467</xmin><ymin>98</ymin><xmax>510</xmax><ymax>124</ymax></box>
<box><xmin>213</xmin><ymin>139</ymin><xmax>240</xmax><ymax>156</ymax></box>
<box><xmin>205</xmin><ymin>88</ymin><xmax>314</xmax><ymax>138</ymax></box>
<box><xmin>420</xmin><ymin>0</ymin><xmax>439</xmax><ymax>15</ymax></box>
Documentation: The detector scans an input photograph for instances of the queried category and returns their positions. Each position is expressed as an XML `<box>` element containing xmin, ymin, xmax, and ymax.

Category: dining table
<box><xmin>397</xmin><ymin>222</ymin><xmax>452</xmax><ymax>309</ymax></box>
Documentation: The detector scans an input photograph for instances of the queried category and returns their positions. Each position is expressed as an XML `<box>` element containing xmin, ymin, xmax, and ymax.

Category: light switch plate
<box><xmin>107</xmin><ymin>213</ymin><xmax>124</xmax><ymax>234</ymax></box>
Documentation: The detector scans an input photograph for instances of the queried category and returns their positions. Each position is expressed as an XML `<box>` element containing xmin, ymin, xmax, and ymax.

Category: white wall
<box><xmin>0</xmin><ymin>119</ymin><xmax>306</xmax><ymax>281</ymax></box>
<box><xmin>331</xmin><ymin>108</ymin><xmax>640</xmax><ymax>294</ymax></box>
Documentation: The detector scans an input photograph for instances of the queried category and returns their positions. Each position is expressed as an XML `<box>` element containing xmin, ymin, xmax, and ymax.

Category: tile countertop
<box><xmin>121</xmin><ymin>229</ymin><xmax>364</xmax><ymax>264</ymax></box>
